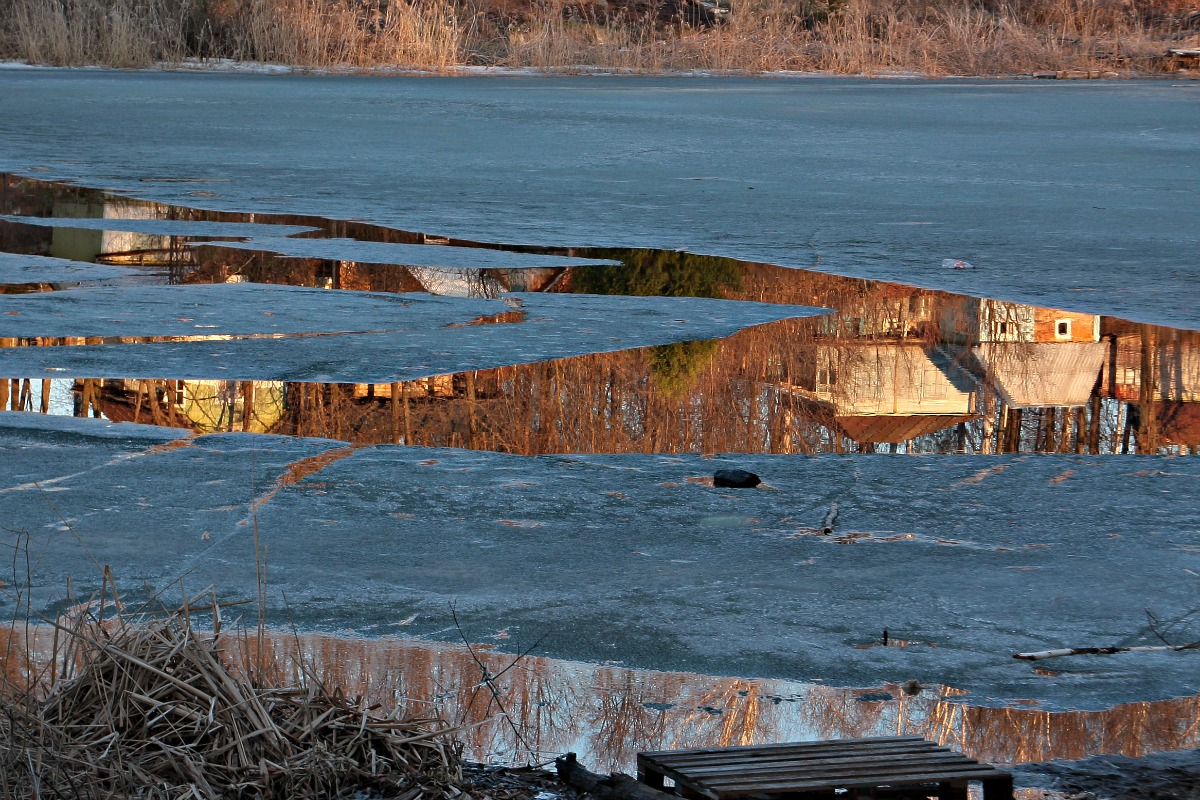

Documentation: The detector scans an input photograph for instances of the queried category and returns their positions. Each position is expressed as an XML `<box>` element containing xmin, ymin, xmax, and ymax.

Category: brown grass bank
<box><xmin>0</xmin><ymin>0</ymin><xmax>1196</xmax><ymax>74</ymax></box>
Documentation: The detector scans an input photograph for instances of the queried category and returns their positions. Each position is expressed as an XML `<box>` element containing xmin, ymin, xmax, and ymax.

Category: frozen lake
<box><xmin>0</xmin><ymin>71</ymin><xmax>1197</xmax><ymax>328</ymax></box>
<box><xmin>1</xmin><ymin>71</ymin><xmax>1199</xmax><ymax>765</ymax></box>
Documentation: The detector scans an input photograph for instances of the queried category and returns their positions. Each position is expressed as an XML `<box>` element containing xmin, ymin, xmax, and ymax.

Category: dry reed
<box><xmin>0</xmin><ymin>0</ymin><xmax>1194</xmax><ymax>75</ymax></box>
<box><xmin>0</xmin><ymin>599</ymin><xmax>464</xmax><ymax>798</ymax></box>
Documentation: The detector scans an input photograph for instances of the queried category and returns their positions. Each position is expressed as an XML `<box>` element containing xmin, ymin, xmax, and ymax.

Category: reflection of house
<box><xmin>940</xmin><ymin>298</ymin><xmax>1100</xmax><ymax>344</ymax></box>
<box><xmin>50</xmin><ymin>199</ymin><xmax>176</xmax><ymax>264</ymax></box>
<box><xmin>792</xmin><ymin>343</ymin><xmax>979</xmax><ymax>443</ymax></box>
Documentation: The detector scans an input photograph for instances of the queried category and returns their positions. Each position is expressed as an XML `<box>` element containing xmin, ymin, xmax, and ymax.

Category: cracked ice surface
<box><xmin>1</xmin><ymin>214</ymin><xmax>319</xmax><ymax>238</ymax></box>
<box><xmin>0</xmin><ymin>288</ymin><xmax>822</xmax><ymax>381</ymax></box>
<box><xmin>0</xmin><ymin>251</ymin><xmax>136</xmax><ymax>284</ymax></box>
<box><xmin>0</xmin><ymin>283</ymin><xmax>501</xmax><ymax>339</ymax></box>
<box><xmin>190</xmin><ymin>237</ymin><xmax>621</xmax><ymax>269</ymax></box>
<box><xmin>0</xmin><ymin>73</ymin><xmax>1197</xmax><ymax>328</ymax></box>
<box><xmin>2</xmin><ymin>414</ymin><xmax>1198</xmax><ymax>712</ymax></box>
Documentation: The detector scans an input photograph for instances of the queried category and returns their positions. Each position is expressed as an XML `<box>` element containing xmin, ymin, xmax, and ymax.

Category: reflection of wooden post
<box><xmin>995</xmin><ymin>405</ymin><xmax>1007</xmax><ymax>454</ymax></box>
<box><xmin>466</xmin><ymin>371</ymin><xmax>478</xmax><ymax>449</ymax></box>
<box><xmin>40</xmin><ymin>379</ymin><xmax>51</xmax><ymax>414</ymax></box>
<box><xmin>81</xmin><ymin>379</ymin><xmax>100</xmax><ymax>418</ymax></box>
<box><xmin>1074</xmin><ymin>407</ymin><xmax>1086</xmax><ymax>454</ymax></box>
<box><xmin>241</xmin><ymin>382</ymin><xmax>254</xmax><ymax>432</ymax></box>
<box><xmin>1005</xmin><ymin>408</ymin><xmax>1023</xmax><ymax>453</ymax></box>
<box><xmin>1137</xmin><ymin>327</ymin><xmax>1158</xmax><ymax>453</ymax></box>
<box><xmin>148</xmin><ymin>380</ymin><xmax>167</xmax><ymax>426</ymax></box>
<box><xmin>1120</xmin><ymin>404</ymin><xmax>1133</xmax><ymax>454</ymax></box>
<box><xmin>1088</xmin><ymin>394</ymin><xmax>1101</xmax><ymax>454</ymax></box>
<box><xmin>979</xmin><ymin>393</ymin><xmax>993</xmax><ymax>454</ymax></box>
<box><xmin>0</xmin><ymin>379</ymin><xmax>10</xmax><ymax>410</ymax></box>
<box><xmin>403</xmin><ymin>382</ymin><xmax>412</xmax><ymax>445</ymax></box>
<box><xmin>390</xmin><ymin>382</ymin><xmax>400</xmax><ymax>445</ymax></box>
<box><xmin>133</xmin><ymin>380</ymin><xmax>145</xmax><ymax>423</ymax></box>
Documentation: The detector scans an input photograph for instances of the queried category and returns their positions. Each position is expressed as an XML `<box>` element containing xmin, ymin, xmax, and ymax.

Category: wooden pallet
<box><xmin>637</xmin><ymin>736</ymin><xmax>1013</xmax><ymax>800</ymax></box>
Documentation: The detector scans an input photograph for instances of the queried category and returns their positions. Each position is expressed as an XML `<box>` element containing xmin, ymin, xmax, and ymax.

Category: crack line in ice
<box><xmin>248</xmin><ymin>445</ymin><xmax>362</xmax><ymax>516</ymax></box>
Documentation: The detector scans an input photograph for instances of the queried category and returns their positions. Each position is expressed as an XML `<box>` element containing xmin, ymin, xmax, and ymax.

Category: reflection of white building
<box><xmin>937</xmin><ymin>297</ymin><xmax>1106</xmax><ymax>409</ymax></box>
<box><xmin>50</xmin><ymin>199</ymin><xmax>172</xmax><ymax>263</ymax></box>
<box><xmin>406</xmin><ymin>267</ymin><xmax>504</xmax><ymax>298</ymax></box>
<box><xmin>808</xmin><ymin>343</ymin><xmax>979</xmax><ymax>443</ymax></box>
<box><xmin>939</xmin><ymin>298</ymin><xmax>1100</xmax><ymax>344</ymax></box>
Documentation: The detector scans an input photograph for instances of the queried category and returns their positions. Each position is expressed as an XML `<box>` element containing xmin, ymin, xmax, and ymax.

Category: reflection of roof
<box><xmin>93</xmin><ymin>395</ymin><xmax>196</xmax><ymax>431</ymax></box>
<box><xmin>835</xmin><ymin>414</ymin><xmax>979</xmax><ymax>444</ymax></box>
<box><xmin>1158</xmin><ymin>402</ymin><xmax>1200</xmax><ymax>446</ymax></box>
<box><xmin>972</xmin><ymin>342</ymin><xmax>1106</xmax><ymax>408</ymax></box>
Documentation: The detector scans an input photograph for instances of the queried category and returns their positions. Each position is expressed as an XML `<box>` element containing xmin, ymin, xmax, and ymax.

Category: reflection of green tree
<box><xmin>571</xmin><ymin>249</ymin><xmax>743</xmax><ymax>299</ymax></box>
<box><xmin>571</xmin><ymin>250</ymin><xmax>739</xmax><ymax>398</ymax></box>
<box><xmin>651</xmin><ymin>339</ymin><xmax>719</xmax><ymax>398</ymax></box>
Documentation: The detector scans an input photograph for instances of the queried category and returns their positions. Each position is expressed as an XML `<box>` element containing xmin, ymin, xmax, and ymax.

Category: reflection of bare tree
<box><xmin>5</xmin><ymin>625</ymin><xmax>1199</xmax><ymax>773</ymax></box>
<box><xmin>5</xmin><ymin>175</ymin><xmax>1198</xmax><ymax>455</ymax></box>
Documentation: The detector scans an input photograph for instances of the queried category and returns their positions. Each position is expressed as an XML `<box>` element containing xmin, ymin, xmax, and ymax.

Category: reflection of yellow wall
<box><xmin>815</xmin><ymin>344</ymin><xmax>972</xmax><ymax>416</ymax></box>
<box><xmin>50</xmin><ymin>199</ymin><xmax>169</xmax><ymax>263</ymax></box>
<box><xmin>181</xmin><ymin>381</ymin><xmax>285</xmax><ymax>433</ymax></box>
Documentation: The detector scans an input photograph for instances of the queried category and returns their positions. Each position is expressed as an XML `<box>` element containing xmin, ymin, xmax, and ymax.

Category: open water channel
<box><xmin>0</xmin><ymin>71</ymin><xmax>1198</xmax><ymax>773</ymax></box>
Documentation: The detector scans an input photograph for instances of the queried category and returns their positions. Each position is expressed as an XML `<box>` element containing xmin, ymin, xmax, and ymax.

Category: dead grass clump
<box><xmin>1</xmin><ymin>0</ymin><xmax>193</xmax><ymax>67</ymax></box>
<box><xmin>221</xmin><ymin>0</ymin><xmax>466</xmax><ymax>69</ymax></box>
<box><xmin>0</xmin><ymin>609</ymin><xmax>463</xmax><ymax>798</ymax></box>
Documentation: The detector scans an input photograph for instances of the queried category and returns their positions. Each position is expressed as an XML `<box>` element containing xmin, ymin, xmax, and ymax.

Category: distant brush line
<box><xmin>0</xmin><ymin>0</ymin><xmax>1185</xmax><ymax>74</ymax></box>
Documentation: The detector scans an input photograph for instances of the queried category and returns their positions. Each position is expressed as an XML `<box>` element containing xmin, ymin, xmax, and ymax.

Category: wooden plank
<box><xmin>698</xmin><ymin>765</ymin><xmax>1011</xmax><ymax>795</ymax></box>
<box><xmin>643</xmin><ymin>739</ymin><xmax>939</xmax><ymax>763</ymax></box>
<box><xmin>640</xmin><ymin>737</ymin><xmax>926</xmax><ymax>761</ymax></box>
<box><xmin>644</xmin><ymin>742</ymin><xmax>948</xmax><ymax>770</ymax></box>
<box><xmin>677</xmin><ymin>751</ymin><xmax>979</xmax><ymax>779</ymax></box>
<box><xmin>638</xmin><ymin>739</ymin><xmax>1012</xmax><ymax>800</ymax></box>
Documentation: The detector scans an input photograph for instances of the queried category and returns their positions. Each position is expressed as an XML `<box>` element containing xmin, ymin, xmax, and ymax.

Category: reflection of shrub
<box><xmin>651</xmin><ymin>338</ymin><xmax>719</xmax><ymax>397</ymax></box>
<box><xmin>572</xmin><ymin>249</ymin><xmax>743</xmax><ymax>299</ymax></box>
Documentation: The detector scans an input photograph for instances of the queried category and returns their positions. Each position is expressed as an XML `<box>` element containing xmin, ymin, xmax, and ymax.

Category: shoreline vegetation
<box><xmin>0</xmin><ymin>0</ymin><xmax>1197</xmax><ymax>76</ymax></box>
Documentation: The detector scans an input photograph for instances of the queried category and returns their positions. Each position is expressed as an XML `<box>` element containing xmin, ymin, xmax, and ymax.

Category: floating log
<box><xmin>556</xmin><ymin>753</ymin><xmax>677</xmax><ymax>800</ymax></box>
<box><xmin>1014</xmin><ymin>642</ymin><xmax>1200</xmax><ymax>661</ymax></box>
<box><xmin>821</xmin><ymin>502</ymin><xmax>839</xmax><ymax>534</ymax></box>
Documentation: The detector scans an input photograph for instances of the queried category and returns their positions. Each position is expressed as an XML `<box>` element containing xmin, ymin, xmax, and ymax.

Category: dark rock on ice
<box><xmin>713</xmin><ymin>469</ymin><xmax>761</xmax><ymax>488</ymax></box>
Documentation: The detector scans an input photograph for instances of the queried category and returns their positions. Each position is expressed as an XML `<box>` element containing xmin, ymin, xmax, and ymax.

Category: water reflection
<box><xmin>1</xmin><ymin>174</ymin><xmax>1197</xmax><ymax>456</ymax></box>
<box><xmin>6</xmin><ymin>625</ymin><xmax>1194</xmax><ymax>772</ymax></box>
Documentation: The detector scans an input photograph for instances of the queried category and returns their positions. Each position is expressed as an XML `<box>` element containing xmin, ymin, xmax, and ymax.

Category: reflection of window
<box><xmin>817</xmin><ymin>366</ymin><xmax>838</xmax><ymax>388</ymax></box>
<box><xmin>998</xmin><ymin>322</ymin><xmax>1010</xmax><ymax>336</ymax></box>
<box><xmin>1055</xmin><ymin>319</ymin><xmax>1072</xmax><ymax>339</ymax></box>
